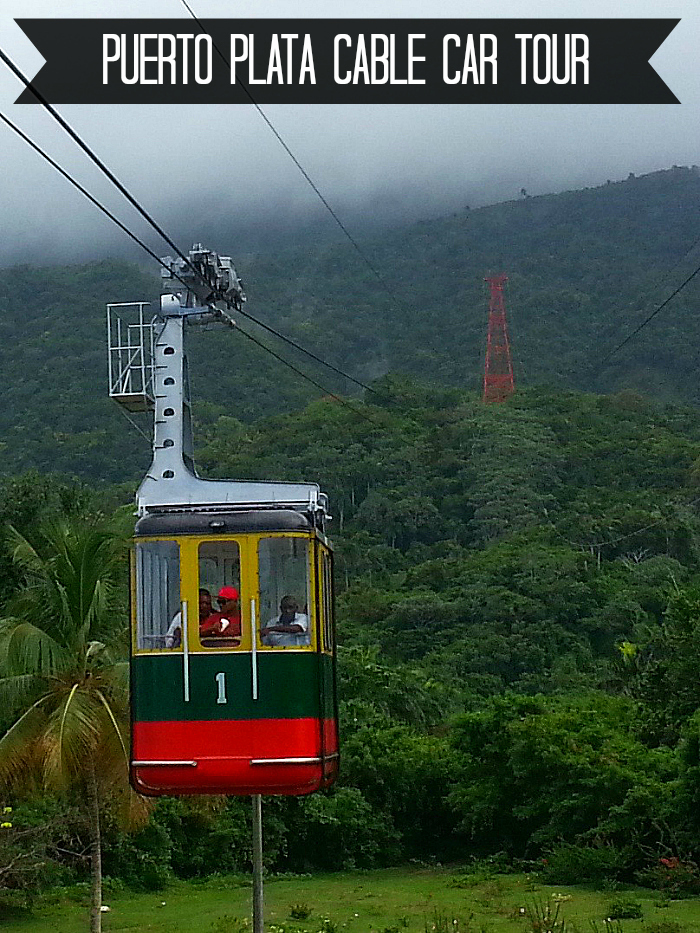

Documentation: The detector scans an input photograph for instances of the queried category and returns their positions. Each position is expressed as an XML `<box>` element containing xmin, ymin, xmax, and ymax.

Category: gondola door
<box><xmin>131</xmin><ymin>535</ymin><xmax>198</xmax><ymax>795</ymax></box>
<box><xmin>315</xmin><ymin>541</ymin><xmax>339</xmax><ymax>787</ymax></box>
<box><xmin>184</xmin><ymin>534</ymin><xmax>250</xmax><ymax>790</ymax></box>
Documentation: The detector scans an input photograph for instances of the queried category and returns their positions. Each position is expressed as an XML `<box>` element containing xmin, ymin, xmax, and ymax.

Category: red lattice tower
<box><xmin>483</xmin><ymin>274</ymin><xmax>514</xmax><ymax>404</ymax></box>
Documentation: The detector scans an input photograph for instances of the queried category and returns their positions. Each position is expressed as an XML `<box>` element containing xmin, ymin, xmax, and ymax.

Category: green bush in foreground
<box><xmin>607</xmin><ymin>896</ymin><xmax>644</xmax><ymax>920</ymax></box>
<box><xmin>646</xmin><ymin>923</ymin><xmax>683</xmax><ymax>933</ymax></box>
<box><xmin>541</xmin><ymin>843</ymin><xmax>630</xmax><ymax>885</ymax></box>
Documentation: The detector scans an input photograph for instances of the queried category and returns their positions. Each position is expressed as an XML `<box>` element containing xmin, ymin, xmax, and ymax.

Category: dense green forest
<box><xmin>5</xmin><ymin>381</ymin><xmax>700</xmax><ymax>903</ymax></box>
<box><xmin>5</xmin><ymin>165</ymin><xmax>700</xmax><ymax>913</ymax></box>
<box><xmin>2</xmin><ymin>165</ymin><xmax>700</xmax><ymax>480</ymax></box>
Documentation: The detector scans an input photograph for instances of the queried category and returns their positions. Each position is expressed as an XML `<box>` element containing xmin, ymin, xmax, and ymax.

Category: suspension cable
<box><xmin>0</xmin><ymin>101</ymin><xmax>383</xmax><ymax>419</ymax></box>
<box><xmin>0</xmin><ymin>43</ymin><xmax>377</xmax><ymax>396</ymax></box>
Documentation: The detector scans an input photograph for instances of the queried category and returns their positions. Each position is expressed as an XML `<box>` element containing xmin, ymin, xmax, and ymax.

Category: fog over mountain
<box><xmin>0</xmin><ymin>0</ymin><xmax>696</xmax><ymax>266</ymax></box>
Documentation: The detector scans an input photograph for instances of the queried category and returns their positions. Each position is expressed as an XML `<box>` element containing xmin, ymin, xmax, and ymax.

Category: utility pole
<box><xmin>252</xmin><ymin>796</ymin><xmax>264</xmax><ymax>933</ymax></box>
<box><xmin>483</xmin><ymin>274</ymin><xmax>514</xmax><ymax>404</ymax></box>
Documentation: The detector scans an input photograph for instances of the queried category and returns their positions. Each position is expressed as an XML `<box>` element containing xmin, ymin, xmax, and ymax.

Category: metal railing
<box><xmin>107</xmin><ymin>302</ymin><xmax>155</xmax><ymax>412</ymax></box>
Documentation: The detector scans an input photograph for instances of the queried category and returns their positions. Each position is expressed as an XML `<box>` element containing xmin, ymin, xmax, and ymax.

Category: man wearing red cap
<box><xmin>200</xmin><ymin>586</ymin><xmax>241</xmax><ymax>644</ymax></box>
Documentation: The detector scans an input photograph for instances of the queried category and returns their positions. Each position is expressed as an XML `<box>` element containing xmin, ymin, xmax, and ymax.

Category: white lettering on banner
<box><xmin>442</xmin><ymin>33</ymin><xmax>497</xmax><ymax>84</ymax></box>
<box><xmin>229</xmin><ymin>33</ymin><xmax>316</xmax><ymax>84</ymax></box>
<box><xmin>334</xmin><ymin>33</ymin><xmax>426</xmax><ymax>85</ymax></box>
<box><xmin>515</xmin><ymin>33</ymin><xmax>589</xmax><ymax>85</ymax></box>
<box><xmin>102</xmin><ymin>33</ymin><xmax>213</xmax><ymax>85</ymax></box>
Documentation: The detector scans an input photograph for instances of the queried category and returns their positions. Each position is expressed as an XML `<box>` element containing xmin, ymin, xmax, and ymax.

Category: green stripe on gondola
<box><xmin>132</xmin><ymin>652</ymin><xmax>335</xmax><ymax>722</ymax></box>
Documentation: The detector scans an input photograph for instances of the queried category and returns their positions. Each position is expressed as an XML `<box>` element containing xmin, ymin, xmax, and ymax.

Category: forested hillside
<box><xmin>2</xmin><ymin>164</ymin><xmax>700</xmax><ymax>480</ymax></box>
<box><xmin>5</xmin><ymin>381</ymin><xmax>700</xmax><ymax>896</ymax></box>
<box><xmin>195</xmin><ymin>379</ymin><xmax>700</xmax><ymax>702</ymax></box>
<box><xmin>6</xmin><ymin>166</ymin><xmax>700</xmax><ymax>907</ymax></box>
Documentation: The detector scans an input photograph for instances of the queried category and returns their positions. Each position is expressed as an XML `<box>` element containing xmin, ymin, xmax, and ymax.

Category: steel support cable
<box><xmin>178</xmin><ymin>0</ymin><xmax>411</xmax><ymax>352</ymax></box>
<box><xmin>0</xmin><ymin>109</ymin><xmax>229</xmax><ymax>314</ymax></box>
<box><xmin>595</xmin><ymin>245</ymin><xmax>700</xmax><ymax>357</ymax></box>
<box><xmin>598</xmin><ymin>261</ymin><xmax>700</xmax><ymax>365</ymax></box>
<box><xmin>0</xmin><ymin>46</ymin><xmax>197</xmax><ymax>275</ymax></box>
<box><xmin>610</xmin><ymin>229</ymin><xmax>700</xmax><ymax>345</ymax></box>
<box><xmin>0</xmin><ymin>44</ymin><xmax>378</xmax><ymax>398</ymax></box>
<box><xmin>179</xmin><ymin>0</ymin><xmax>390</xmax><ymax>287</ymax></box>
<box><xmin>233</xmin><ymin>323</ymin><xmax>386</xmax><ymax>428</ymax></box>
<box><xmin>544</xmin><ymin>493</ymin><xmax>700</xmax><ymax>554</ymax></box>
<box><xmin>116</xmin><ymin>404</ymin><xmax>153</xmax><ymax>445</ymax></box>
<box><xmin>573</xmin><ymin>245</ymin><xmax>700</xmax><ymax>388</ymax></box>
<box><xmin>571</xmin><ymin>214</ymin><xmax>700</xmax><ymax>380</ymax></box>
<box><xmin>196</xmin><ymin>305</ymin><xmax>385</xmax><ymax>426</ymax></box>
<box><xmin>230</xmin><ymin>304</ymin><xmax>376</xmax><ymax>395</ymax></box>
<box><xmin>0</xmin><ymin>112</ymin><xmax>383</xmax><ymax>427</ymax></box>
<box><xmin>0</xmin><ymin>110</ymin><xmax>184</xmax><ymax>280</ymax></box>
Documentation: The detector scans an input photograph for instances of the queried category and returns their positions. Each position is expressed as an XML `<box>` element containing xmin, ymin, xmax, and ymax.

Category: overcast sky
<box><xmin>0</xmin><ymin>0</ymin><xmax>696</xmax><ymax>266</ymax></box>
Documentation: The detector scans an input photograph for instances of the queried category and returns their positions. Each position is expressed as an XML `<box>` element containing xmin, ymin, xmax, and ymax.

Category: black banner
<box><xmin>15</xmin><ymin>18</ymin><xmax>679</xmax><ymax>105</ymax></box>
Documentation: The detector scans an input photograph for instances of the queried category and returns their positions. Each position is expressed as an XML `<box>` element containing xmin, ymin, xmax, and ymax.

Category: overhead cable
<box><xmin>547</xmin><ymin>494</ymin><xmax>700</xmax><ymax>553</ymax></box>
<box><xmin>599</xmin><ymin>261</ymin><xmax>700</xmax><ymax>364</ymax></box>
<box><xmin>0</xmin><ymin>44</ymin><xmax>377</xmax><ymax>397</ymax></box>
<box><xmin>178</xmin><ymin>0</ymin><xmax>409</xmax><ymax>320</ymax></box>
<box><xmin>0</xmin><ymin>111</ymin><xmax>181</xmax><ymax>277</ymax></box>
<box><xmin>0</xmin><ymin>47</ymin><xmax>195</xmax><ymax>274</ymax></box>
<box><xmin>234</xmin><ymin>325</ymin><xmax>386</xmax><ymax>428</ymax></box>
<box><xmin>0</xmin><ymin>101</ymin><xmax>380</xmax><ymax>420</ymax></box>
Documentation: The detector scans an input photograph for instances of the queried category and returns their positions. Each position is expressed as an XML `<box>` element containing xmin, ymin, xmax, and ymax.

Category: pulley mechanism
<box><xmin>160</xmin><ymin>243</ymin><xmax>246</xmax><ymax>312</ymax></box>
<box><xmin>107</xmin><ymin>243</ymin><xmax>328</xmax><ymax>521</ymax></box>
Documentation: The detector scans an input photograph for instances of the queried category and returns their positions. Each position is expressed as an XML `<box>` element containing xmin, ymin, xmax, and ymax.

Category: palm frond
<box><xmin>109</xmin><ymin>661</ymin><xmax>130</xmax><ymax>694</ymax></box>
<box><xmin>112</xmin><ymin>782</ymin><xmax>152</xmax><ymax>831</ymax></box>
<box><xmin>3</xmin><ymin>575</ymin><xmax>73</xmax><ymax>645</ymax></box>
<box><xmin>1</xmin><ymin>621</ymin><xmax>65</xmax><ymax>676</ymax></box>
<box><xmin>58</xmin><ymin>682</ymin><xmax>81</xmax><ymax>756</ymax></box>
<box><xmin>1</xmin><ymin>516</ymin><xmax>131</xmax><ymax>808</ymax></box>
<box><xmin>1</xmin><ymin>621</ymin><xmax>69</xmax><ymax>677</ymax></box>
<box><xmin>4</xmin><ymin>521</ymin><xmax>123</xmax><ymax>648</ymax></box>
<box><xmin>43</xmin><ymin>687</ymin><xmax>100</xmax><ymax>789</ymax></box>
<box><xmin>0</xmin><ymin>673</ymin><xmax>45</xmax><ymax>711</ymax></box>
<box><xmin>5</xmin><ymin>526</ymin><xmax>45</xmax><ymax>575</ymax></box>
<box><xmin>94</xmin><ymin>689</ymin><xmax>128</xmax><ymax>767</ymax></box>
<box><xmin>0</xmin><ymin>694</ymin><xmax>53</xmax><ymax>788</ymax></box>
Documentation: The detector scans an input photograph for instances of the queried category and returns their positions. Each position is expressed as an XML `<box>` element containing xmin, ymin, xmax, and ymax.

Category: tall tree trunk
<box><xmin>86</xmin><ymin>758</ymin><xmax>102</xmax><ymax>933</ymax></box>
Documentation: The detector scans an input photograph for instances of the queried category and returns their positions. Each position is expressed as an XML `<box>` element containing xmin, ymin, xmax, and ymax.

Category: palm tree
<box><xmin>0</xmin><ymin>518</ymin><xmax>138</xmax><ymax>933</ymax></box>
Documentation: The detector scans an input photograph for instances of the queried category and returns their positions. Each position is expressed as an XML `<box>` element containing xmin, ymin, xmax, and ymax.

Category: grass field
<box><xmin>3</xmin><ymin>868</ymin><xmax>700</xmax><ymax>933</ymax></box>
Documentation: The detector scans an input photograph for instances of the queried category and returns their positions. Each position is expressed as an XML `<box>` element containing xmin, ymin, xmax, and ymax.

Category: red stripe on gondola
<box><xmin>131</xmin><ymin>718</ymin><xmax>338</xmax><ymax>796</ymax></box>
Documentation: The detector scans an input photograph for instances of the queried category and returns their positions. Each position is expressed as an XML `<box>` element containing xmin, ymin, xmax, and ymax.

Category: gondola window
<box><xmin>135</xmin><ymin>540</ymin><xmax>180</xmax><ymax>650</ymax></box>
<box><xmin>258</xmin><ymin>537</ymin><xmax>311</xmax><ymax>648</ymax></box>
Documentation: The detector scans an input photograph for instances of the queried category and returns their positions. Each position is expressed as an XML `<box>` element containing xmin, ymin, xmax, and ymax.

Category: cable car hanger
<box><xmin>115</xmin><ymin>244</ymin><xmax>338</xmax><ymax>800</ymax></box>
<box><xmin>108</xmin><ymin>243</ymin><xmax>329</xmax><ymax>522</ymax></box>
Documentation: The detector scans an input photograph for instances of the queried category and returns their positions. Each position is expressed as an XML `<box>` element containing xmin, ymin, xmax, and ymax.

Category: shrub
<box><xmin>101</xmin><ymin>820</ymin><xmax>172</xmax><ymax>891</ymax></box>
<box><xmin>0</xmin><ymin>802</ymin><xmax>76</xmax><ymax>907</ymax></box>
<box><xmin>289</xmin><ymin>903</ymin><xmax>312</xmax><ymax>920</ymax></box>
<box><xmin>211</xmin><ymin>918</ymin><xmax>249</xmax><ymax>933</ymax></box>
<box><xmin>636</xmin><ymin>858</ymin><xmax>700</xmax><ymax>898</ymax></box>
<box><xmin>284</xmin><ymin>788</ymin><xmax>401</xmax><ymax>870</ymax></box>
<box><xmin>646</xmin><ymin>923</ymin><xmax>683</xmax><ymax>933</ymax></box>
<box><xmin>606</xmin><ymin>897</ymin><xmax>643</xmax><ymax>920</ymax></box>
<box><xmin>541</xmin><ymin>844</ymin><xmax>629</xmax><ymax>885</ymax></box>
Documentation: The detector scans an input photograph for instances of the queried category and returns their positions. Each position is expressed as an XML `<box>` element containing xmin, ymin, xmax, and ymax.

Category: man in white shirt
<box><xmin>261</xmin><ymin>595</ymin><xmax>310</xmax><ymax>647</ymax></box>
<box><xmin>165</xmin><ymin>588</ymin><xmax>213</xmax><ymax>648</ymax></box>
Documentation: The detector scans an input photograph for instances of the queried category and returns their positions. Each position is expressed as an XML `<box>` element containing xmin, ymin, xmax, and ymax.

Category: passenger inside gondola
<box><xmin>165</xmin><ymin>587</ymin><xmax>212</xmax><ymax>648</ymax></box>
<box><xmin>200</xmin><ymin>586</ymin><xmax>241</xmax><ymax>646</ymax></box>
<box><xmin>198</xmin><ymin>540</ymin><xmax>241</xmax><ymax>648</ymax></box>
<box><xmin>261</xmin><ymin>595</ymin><xmax>310</xmax><ymax>647</ymax></box>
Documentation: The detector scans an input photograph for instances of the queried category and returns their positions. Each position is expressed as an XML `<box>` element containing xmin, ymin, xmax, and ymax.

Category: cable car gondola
<box><xmin>108</xmin><ymin>245</ymin><xmax>338</xmax><ymax>796</ymax></box>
